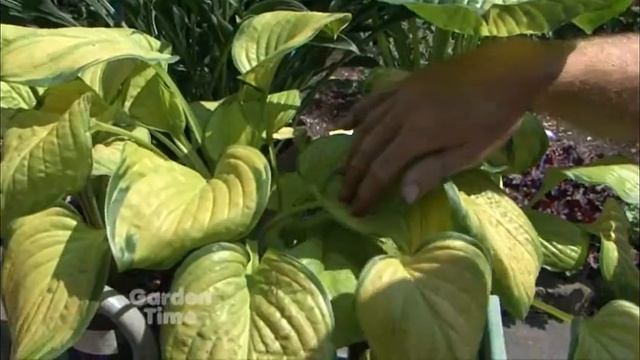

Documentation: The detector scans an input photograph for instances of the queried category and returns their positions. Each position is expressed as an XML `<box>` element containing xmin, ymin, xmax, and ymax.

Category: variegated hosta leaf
<box><xmin>1</xmin><ymin>205</ymin><xmax>110</xmax><ymax>360</ymax></box>
<box><xmin>105</xmin><ymin>144</ymin><xmax>271</xmax><ymax>270</ymax></box>
<box><xmin>525</xmin><ymin>209</ymin><xmax>590</xmax><ymax>272</ymax></box>
<box><xmin>1</xmin><ymin>95</ymin><xmax>93</xmax><ymax>234</ymax></box>
<box><xmin>570</xmin><ymin>300</ymin><xmax>639</xmax><ymax>360</ymax></box>
<box><xmin>379</xmin><ymin>0</ymin><xmax>618</xmax><ymax>36</ymax></box>
<box><xmin>1</xmin><ymin>81</ymin><xmax>37</xmax><ymax>109</ymax></box>
<box><xmin>241</xmin><ymin>89</ymin><xmax>301</xmax><ymax>134</ymax></box>
<box><xmin>128</xmin><ymin>73</ymin><xmax>186</xmax><ymax>137</ymax></box>
<box><xmin>585</xmin><ymin>199</ymin><xmax>639</xmax><ymax>304</ymax></box>
<box><xmin>533</xmin><ymin>156</ymin><xmax>639</xmax><ymax>205</ymax></box>
<box><xmin>356</xmin><ymin>234</ymin><xmax>491</xmax><ymax>360</ymax></box>
<box><xmin>161</xmin><ymin>243</ymin><xmax>334</xmax><ymax>360</ymax></box>
<box><xmin>232</xmin><ymin>11</ymin><xmax>351</xmax><ymax>90</ymax></box>
<box><xmin>92</xmin><ymin>140</ymin><xmax>131</xmax><ymax>177</ymax></box>
<box><xmin>297</xmin><ymin>135</ymin><xmax>410</xmax><ymax>245</ymax></box>
<box><xmin>203</xmin><ymin>96</ymin><xmax>262</xmax><ymax>164</ymax></box>
<box><xmin>286</xmin><ymin>225</ymin><xmax>385</xmax><ymax>348</ymax></box>
<box><xmin>0</xmin><ymin>24</ymin><xmax>176</xmax><ymax>87</ymax></box>
<box><xmin>453</xmin><ymin>171</ymin><xmax>542</xmax><ymax>318</ymax></box>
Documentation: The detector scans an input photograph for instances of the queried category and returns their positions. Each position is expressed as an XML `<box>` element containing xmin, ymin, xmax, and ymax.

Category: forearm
<box><xmin>532</xmin><ymin>34</ymin><xmax>640</xmax><ymax>141</ymax></box>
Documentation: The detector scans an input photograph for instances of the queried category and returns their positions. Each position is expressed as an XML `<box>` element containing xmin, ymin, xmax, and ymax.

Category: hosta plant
<box><xmin>1</xmin><ymin>3</ymin><xmax>639</xmax><ymax>360</ymax></box>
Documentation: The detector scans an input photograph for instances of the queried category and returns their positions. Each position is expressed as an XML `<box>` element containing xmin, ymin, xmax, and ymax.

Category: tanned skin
<box><xmin>338</xmin><ymin>34</ymin><xmax>640</xmax><ymax>215</ymax></box>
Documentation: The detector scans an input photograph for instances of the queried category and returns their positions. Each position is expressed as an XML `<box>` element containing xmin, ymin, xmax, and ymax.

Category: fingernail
<box><xmin>402</xmin><ymin>184</ymin><xmax>420</xmax><ymax>204</ymax></box>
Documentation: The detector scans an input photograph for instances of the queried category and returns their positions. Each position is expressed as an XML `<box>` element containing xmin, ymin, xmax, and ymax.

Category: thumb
<box><xmin>401</xmin><ymin>145</ymin><xmax>475</xmax><ymax>204</ymax></box>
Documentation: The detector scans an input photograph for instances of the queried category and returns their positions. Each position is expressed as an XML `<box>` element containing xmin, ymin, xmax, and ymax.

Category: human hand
<box><xmin>339</xmin><ymin>40</ymin><xmax>559</xmax><ymax>215</ymax></box>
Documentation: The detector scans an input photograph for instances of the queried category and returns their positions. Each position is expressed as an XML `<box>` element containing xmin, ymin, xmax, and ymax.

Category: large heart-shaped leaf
<box><xmin>356</xmin><ymin>234</ymin><xmax>491</xmax><ymax>360</ymax></box>
<box><xmin>379</xmin><ymin>0</ymin><xmax>618</xmax><ymax>36</ymax></box>
<box><xmin>286</xmin><ymin>224</ymin><xmax>385</xmax><ymax>348</ymax></box>
<box><xmin>585</xmin><ymin>199</ymin><xmax>639</xmax><ymax>304</ymax></box>
<box><xmin>525</xmin><ymin>209</ymin><xmax>590</xmax><ymax>272</ymax></box>
<box><xmin>1</xmin><ymin>205</ymin><xmax>110</xmax><ymax>359</ymax></box>
<box><xmin>0</xmin><ymin>24</ymin><xmax>176</xmax><ymax>87</ymax></box>
<box><xmin>453</xmin><ymin>171</ymin><xmax>542</xmax><ymax>318</ymax></box>
<box><xmin>105</xmin><ymin>144</ymin><xmax>271</xmax><ymax>270</ymax></box>
<box><xmin>161</xmin><ymin>243</ymin><xmax>334</xmax><ymax>360</ymax></box>
<box><xmin>533</xmin><ymin>157</ymin><xmax>640</xmax><ymax>205</ymax></box>
<box><xmin>232</xmin><ymin>11</ymin><xmax>351</xmax><ymax>90</ymax></box>
<box><xmin>570</xmin><ymin>300</ymin><xmax>639</xmax><ymax>360</ymax></box>
<box><xmin>1</xmin><ymin>95</ymin><xmax>93</xmax><ymax>234</ymax></box>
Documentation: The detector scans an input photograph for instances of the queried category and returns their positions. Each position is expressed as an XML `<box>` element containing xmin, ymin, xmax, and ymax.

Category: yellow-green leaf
<box><xmin>161</xmin><ymin>243</ymin><xmax>334</xmax><ymax>360</ymax></box>
<box><xmin>203</xmin><ymin>95</ymin><xmax>262</xmax><ymax>164</ymax></box>
<box><xmin>1</xmin><ymin>81</ymin><xmax>37</xmax><ymax>109</ymax></box>
<box><xmin>571</xmin><ymin>300</ymin><xmax>639</xmax><ymax>360</ymax></box>
<box><xmin>585</xmin><ymin>199</ymin><xmax>639</xmax><ymax>304</ymax></box>
<box><xmin>356</xmin><ymin>234</ymin><xmax>491</xmax><ymax>360</ymax></box>
<box><xmin>1</xmin><ymin>24</ymin><xmax>176</xmax><ymax>87</ymax></box>
<box><xmin>298</xmin><ymin>135</ymin><xmax>410</xmax><ymax>245</ymax></box>
<box><xmin>453</xmin><ymin>171</ymin><xmax>542</xmax><ymax>318</ymax></box>
<box><xmin>105</xmin><ymin>144</ymin><xmax>271</xmax><ymax>270</ymax></box>
<box><xmin>232</xmin><ymin>11</ymin><xmax>351</xmax><ymax>90</ymax></box>
<box><xmin>1</xmin><ymin>205</ymin><xmax>110</xmax><ymax>359</ymax></box>
<box><xmin>533</xmin><ymin>156</ymin><xmax>639</xmax><ymax>205</ymax></box>
<box><xmin>286</xmin><ymin>225</ymin><xmax>385</xmax><ymax>348</ymax></box>
<box><xmin>380</xmin><ymin>0</ymin><xmax>619</xmax><ymax>36</ymax></box>
<box><xmin>128</xmin><ymin>73</ymin><xmax>186</xmax><ymax>137</ymax></box>
<box><xmin>1</xmin><ymin>95</ymin><xmax>93</xmax><ymax>235</ymax></box>
<box><xmin>525</xmin><ymin>209</ymin><xmax>590</xmax><ymax>272</ymax></box>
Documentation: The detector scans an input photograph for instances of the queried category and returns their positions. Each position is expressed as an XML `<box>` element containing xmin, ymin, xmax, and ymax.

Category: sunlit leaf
<box><xmin>356</xmin><ymin>234</ymin><xmax>491</xmax><ymax>360</ymax></box>
<box><xmin>525</xmin><ymin>209</ymin><xmax>590</xmax><ymax>272</ymax></box>
<box><xmin>105</xmin><ymin>144</ymin><xmax>271</xmax><ymax>270</ymax></box>
<box><xmin>287</xmin><ymin>225</ymin><xmax>384</xmax><ymax>347</ymax></box>
<box><xmin>161</xmin><ymin>243</ymin><xmax>334</xmax><ymax>360</ymax></box>
<box><xmin>0</xmin><ymin>24</ymin><xmax>176</xmax><ymax>87</ymax></box>
<box><xmin>533</xmin><ymin>157</ymin><xmax>640</xmax><ymax>205</ymax></box>
<box><xmin>1</xmin><ymin>95</ymin><xmax>93</xmax><ymax>235</ymax></box>
<box><xmin>128</xmin><ymin>73</ymin><xmax>186</xmax><ymax>137</ymax></box>
<box><xmin>379</xmin><ymin>0</ymin><xmax>619</xmax><ymax>36</ymax></box>
<box><xmin>453</xmin><ymin>171</ymin><xmax>542</xmax><ymax>318</ymax></box>
<box><xmin>203</xmin><ymin>95</ymin><xmax>262</xmax><ymax>164</ymax></box>
<box><xmin>2</xmin><ymin>205</ymin><xmax>110</xmax><ymax>359</ymax></box>
<box><xmin>232</xmin><ymin>11</ymin><xmax>351</xmax><ymax>90</ymax></box>
<box><xmin>570</xmin><ymin>300</ymin><xmax>639</xmax><ymax>360</ymax></box>
<box><xmin>584</xmin><ymin>199</ymin><xmax>639</xmax><ymax>304</ymax></box>
<box><xmin>1</xmin><ymin>81</ymin><xmax>37</xmax><ymax>109</ymax></box>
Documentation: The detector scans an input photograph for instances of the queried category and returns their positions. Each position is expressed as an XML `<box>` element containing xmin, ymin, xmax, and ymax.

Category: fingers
<box><xmin>400</xmin><ymin>144</ymin><xmax>476</xmax><ymax>204</ymax></box>
<box><xmin>341</xmin><ymin>113</ymin><xmax>401</xmax><ymax>203</ymax></box>
<box><xmin>348</xmin><ymin>136</ymin><xmax>421</xmax><ymax>215</ymax></box>
<box><xmin>335</xmin><ymin>88</ymin><xmax>396</xmax><ymax>130</ymax></box>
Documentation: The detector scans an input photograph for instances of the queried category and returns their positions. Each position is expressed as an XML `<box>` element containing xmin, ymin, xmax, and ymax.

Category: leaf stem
<box><xmin>532</xmin><ymin>298</ymin><xmax>574</xmax><ymax>323</ymax></box>
<box><xmin>263</xmin><ymin>201</ymin><xmax>322</xmax><ymax>233</ymax></box>
<box><xmin>79</xmin><ymin>181</ymin><xmax>104</xmax><ymax>229</ymax></box>
<box><xmin>175</xmin><ymin>133</ymin><xmax>212</xmax><ymax>178</ymax></box>
<box><xmin>430</xmin><ymin>27</ymin><xmax>451</xmax><ymax>61</ymax></box>
<box><xmin>152</xmin><ymin>64</ymin><xmax>204</xmax><ymax>147</ymax></box>
<box><xmin>91</xmin><ymin>121</ymin><xmax>168</xmax><ymax>159</ymax></box>
<box><xmin>408</xmin><ymin>18</ymin><xmax>422</xmax><ymax>70</ymax></box>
